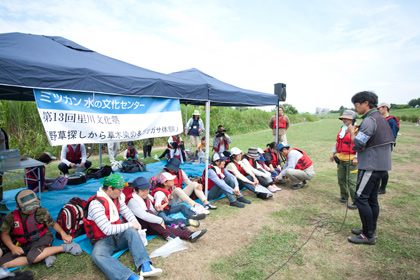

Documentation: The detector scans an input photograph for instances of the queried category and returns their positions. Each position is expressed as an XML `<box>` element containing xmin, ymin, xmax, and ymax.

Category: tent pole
<box><xmin>185</xmin><ymin>104</ymin><xmax>188</xmax><ymax>149</ymax></box>
<box><xmin>99</xmin><ymin>143</ymin><xmax>102</xmax><ymax>167</ymax></box>
<box><xmin>276</xmin><ymin>104</ymin><xmax>279</xmax><ymax>144</ymax></box>
<box><xmin>205</xmin><ymin>101</ymin><xmax>210</xmax><ymax>198</ymax></box>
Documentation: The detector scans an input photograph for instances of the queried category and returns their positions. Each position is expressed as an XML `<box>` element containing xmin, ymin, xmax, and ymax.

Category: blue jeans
<box><xmin>158</xmin><ymin>204</ymin><xmax>195</xmax><ymax>226</ymax></box>
<box><xmin>207</xmin><ymin>176</ymin><xmax>244</xmax><ymax>203</ymax></box>
<box><xmin>92</xmin><ymin>227</ymin><xmax>150</xmax><ymax>280</ymax></box>
<box><xmin>237</xmin><ymin>175</ymin><xmax>258</xmax><ymax>194</ymax></box>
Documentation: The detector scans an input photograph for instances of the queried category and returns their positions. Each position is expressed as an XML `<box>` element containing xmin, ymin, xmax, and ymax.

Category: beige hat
<box><xmin>378</xmin><ymin>102</ymin><xmax>390</xmax><ymax>109</ymax></box>
<box><xmin>192</xmin><ymin>110</ymin><xmax>200</xmax><ymax>116</ymax></box>
<box><xmin>246</xmin><ymin>147</ymin><xmax>260</xmax><ymax>159</ymax></box>
<box><xmin>15</xmin><ymin>189</ymin><xmax>40</xmax><ymax>213</ymax></box>
<box><xmin>339</xmin><ymin>110</ymin><xmax>356</xmax><ymax>120</ymax></box>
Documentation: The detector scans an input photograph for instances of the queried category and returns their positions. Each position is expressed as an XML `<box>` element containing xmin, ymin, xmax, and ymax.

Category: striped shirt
<box><xmin>87</xmin><ymin>198</ymin><xmax>137</xmax><ymax>236</ymax></box>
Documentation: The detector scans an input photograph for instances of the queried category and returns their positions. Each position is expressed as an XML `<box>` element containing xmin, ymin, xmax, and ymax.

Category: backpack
<box><xmin>67</xmin><ymin>172</ymin><xmax>87</xmax><ymax>185</ymax></box>
<box><xmin>49</xmin><ymin>175</ymin><xmax>68</xmax><ymax>191</ymax></box>
<box><xmin>56</xmin><ymin>197</ymin><xmax>87</xmax><ymax>239</ymax></box>
<box><xmin>87</xmin><ymin>165</ymin><xmax>113</xmax><ymax>179</ymax></box>
<box><xmin>121</xmin><ymin>159</ymin><xmax>146</xmax><ymax>173</ymax></box>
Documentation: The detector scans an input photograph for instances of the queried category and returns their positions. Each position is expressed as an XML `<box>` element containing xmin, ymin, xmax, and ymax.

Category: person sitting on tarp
<box><xmin>58</xmin><ymin>144</ymin><xmax>92</xmax><ymax>175</ymax></box>
<box><xmin>202</xmin><ymin>152</ymin><xmax>251</xmax><ymax>208</ymax></box>
<box><xmin>123</xmin><ymin>177</ymin><xmax>207</xmax><ymax>243</ymax></box>
<box><xmin>277</xmin><ymin>143</ymin><xmax>315</xmax><ymax>190</ymax></box>
<box><xmin>124</xmin><ymin>141</ymin><xmax>139</xmax><ymax>160</ymax></box>
<box><xmin>155</xmin><ymin>134</ymin><xmax>186</xmax><ymax>162</ymax></box>
<box><xmin>0</xmin><ymin>190</ymin><xmax>82</xmax><ymax>269</ymax></box>
<box><xmin>155</xmin><ymin>158</ymin><xmax>216</xmax><ymax>212</ymax></box>
<box><xmin>24</xmin><ymin>152</ymin><xmax>56</xmax><ymax>192</ymax></box>
<box><xmin>84</xmin><ymin>174</ymin><xmax>162</xmax><ymax>280</ymax></box>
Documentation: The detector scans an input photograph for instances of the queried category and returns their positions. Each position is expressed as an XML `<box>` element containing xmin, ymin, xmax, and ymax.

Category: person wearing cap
<box><xmin>268</xmin><ymin>106</ymin><xmax>290</xmax><ymax>144</ymax></box>
<box><xmin>242</xmin><ymin>148</ymin><xmax>281</xmax><ymax>193</ymax></box>
<box><xmin>202</xmin><ymin>152</ymin><xmax>251</xmax><ymax>208</ymax></box>
<box><xmin>213</xmin><ymin>125</ymin><xmax>232</xmax><ymax>156</ymax></box>
<box><xmin>155</xmin><ymin>158</ymin><xmax>216</xmax><ymax>212</ymax></box>
<box><xmin>347</xmin><ymin>91</ymin><xmax>394</xmax><ymax>245</ymax></box>
<box><xmin>225</xmin><ymin>147</ymin><xmax>272</xmax><ymax>199</ymax></box>
<box><xmin>124</xmin><ymin>177</ymin><xmax>207</xmax><ymax>243</ymax></box>
<box><xmin>330</xmin><ymin>110</ymin><xmax>358</xmax><ymax>210</ymax></box>
<box><xmin>277</xmin><ymin>143</ymin><xmax>315</xmax><ymax>190</ymax></box>
<box><xmin>151</xmin><ymin>172</ymin><xmax>205</xmax><ymax>227</ymax></box>
<box><xmin>0</xmin><ymin>189</ymin><xmax>82</xmax><ymax>269</ymax></box>
<box><xmin>84</xmin><ymin>174</ymin><xmax>162</xmax><ymax>279</ymax></box>
<box><xmin>142</xmin><ymin>138</ymin><xmax>154</xmax><ymax>159</ymax></box>
<box><xmin>58</xmin><ymin>144</ymin><xmax>92</xmax><ymax>175</ymax></box>
<box><xmin>24</xmin><ymin>152</ymin><xmax>57</xmax><ymax>192</ymax></box>
<box><xmin>377</xmin><ymin>102</ymin><xmax>400</xmax><ymax>195</ymax></box>
<box><xmin>186</xmin><ymin>110</ymin><xmax>205</xmax><ymax>152</ymax></box>
<box><xmin>124</xmin><ymin>141</ymin><xmax>139</xmax><ymax>160</ymax></box>
<box><xmin>262</xmin><ymin>142</ymin><xmax>285</xmax><ymax>183</ymax></box>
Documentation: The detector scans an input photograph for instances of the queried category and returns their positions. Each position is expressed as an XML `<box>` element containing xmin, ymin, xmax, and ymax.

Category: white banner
<box><xmin>34</xmin><ymin>89</ymin><xmax>183</xmax><ymax>146</ymax></box>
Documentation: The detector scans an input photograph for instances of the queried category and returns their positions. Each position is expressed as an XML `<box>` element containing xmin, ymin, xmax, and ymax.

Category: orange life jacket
<box><xmin>288</xmin><ymin>148</ymin><xmax>312</xmax><ymax>170</ymax></box>
<box><xmin>335</xmin><ymin>129</ymin><xmax>356</xmax><ymax>155</ymax></box>
<box><xmin>273</xmin><ymin>115</ymin><xmax>287</xmax><ymax>129</ymax></box>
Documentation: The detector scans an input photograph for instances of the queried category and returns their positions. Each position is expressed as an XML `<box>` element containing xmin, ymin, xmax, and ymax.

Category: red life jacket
<box><xmin>273</xmin><ymin>115</ymin><xmax>287</xmax><ymax>129</ymax></box>
<box><xmin>172</xmin><ymin>149</ymin><xmax>182</xmax><ymax>160</ymax></box>
<box><xmin>66</xmin><ymin>144</ymin><xmax>81</xmax><ymax>162</ymax></box>
<box><xmin>83</xmin><ymin>195</ymin><xmax>122</xmax><ymax>241</ymax></box>
<box><xmin>213</xmin><ymin>138</ymin><xmax>229</xmax><ymax>152</ymax></box>
<box><xmin>386</xmin><ymin>116</ymin><xmax>400</xmax><ymax>128</ymax></box>
<box><xmin>335</xmin><ymin>129</ymin><xmax>356</xmax><ymax>155</ymax></box>
<box><xmin>24</xmin><ymin>166</ymin><xmax>45</xmax><ymax>186</ymax></box>
<box><xmin>264</xmin><ymin>148</ymin><xmax>279</xmax><ymax>167</ymax></box>
<box><xmin>168</xmin><ymin>169</ymin><xmax>183</xmax><ymax>189</ymax></box>
<box><xmin>12</xmin><ymin>209</ymin><xmax>48</xmax><ymax>244</ymax></box>
<box><xmin>123</xmin><ymin>187</ymin><xmax>153</xmax><ymax>210</ymax></box>
<box><xmin>150</xmin><ymin>188</ymin><xmax>172</xmax><ymax>210</ymax></box>
<box><xmin>202</xmin><ymin>166</ymin><xmax>224</xmax><ymax>191</ymax></box>
<box><xmin>126</xmin><ymin>148</ymin><xmax>137</xmax><ymax>158</ymax></box>
<box><xmin>226</xmin><ymin>159</ymin><xmax>247</xmax><ymax>176</ymax></box>
<box><xmin>167</xmin><ymin>136</ymin><xmax>181</xmax><ymax>148</ymax></box>
<box><xmin>288</xmin><ymin>148</ymin><xmax>313</xmax><ymax>170</ymax></box>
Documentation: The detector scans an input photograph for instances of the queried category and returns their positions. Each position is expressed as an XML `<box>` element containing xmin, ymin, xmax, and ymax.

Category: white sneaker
<box><xmin>153</xmin><ymin>155</ymin><xmax>160</xmax><ymax>161</ymax></box>
<box><xmin>141</xmin><ymin>265</ymin><xmax>162</xmax><ymax>277</ymax></box>
<box><xmin>191</xmin><ymin>205</ymin><xmax>210</xmax><ymax>215</ymax></box>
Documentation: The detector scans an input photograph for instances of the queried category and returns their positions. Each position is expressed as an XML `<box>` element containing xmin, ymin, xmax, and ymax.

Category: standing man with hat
<box><xmin>185</xmin><ymin>110</ymin><xmax>205</xmax><ymax>153</ymax></box>
<box><xmin>277</xmin><ymin>143</ymin><xmax>315</xmax><ymax>190</ymax></box>
<box><xmin>269</xmin><ymin>107</ymin><xmax>290</xmax><ymax>144</ymax></box>
<box><xmin>330</xmin><ymin>110</ymin><xmax>358</xmax><ymax>210</ymax></box>
<box><xmin>84</xmin><ymin>174</ymin><xmax>162</xmax><ymax>280</ymax></box>
<box><xmin>347</xmin><ymin>91</ymin><xmax>394</xmax><ymax>245</ymax></box>
<box><xmin>377</xmin><ymin>102</ymin><xmax>399</xmax><ymax>195</ymax></box>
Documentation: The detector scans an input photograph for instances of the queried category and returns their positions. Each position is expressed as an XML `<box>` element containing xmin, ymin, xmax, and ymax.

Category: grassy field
<box><xmin>3</xmin><ymin>118</ymin><xmax>420</xmax><ymax>279</ymax></box>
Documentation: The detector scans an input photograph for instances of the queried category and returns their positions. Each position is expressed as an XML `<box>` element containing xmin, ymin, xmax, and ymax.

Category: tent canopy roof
<box><xmin>0</xmin><ymin>32</ymin><xmax>208</xmax><ymax>102</ymax></box>
<box><xmin>169</xmin><ymin>68</ymin><xmax>278</xmax><ymax>107</ymax></box>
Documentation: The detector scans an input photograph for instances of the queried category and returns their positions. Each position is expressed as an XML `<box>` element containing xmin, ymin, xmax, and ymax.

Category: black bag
<box><xmin>87</xmin><ymin>165</ymin><xmax>113</xmax><ymax>179</ymax></box>
<box><xmin>121</xmin><ymin>159</ymin><xmax>146</xmax><ymax>173</ymax></box>
<box><xmin>67</xmin><ymin>172</ymin><xmax>87</xmax><ymax>185</ymax></box>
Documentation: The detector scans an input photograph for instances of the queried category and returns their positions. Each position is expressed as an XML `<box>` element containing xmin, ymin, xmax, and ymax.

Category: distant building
<box><xmin>316</xmin><ymin>107</ymin><xmax>330</xmax><ymax>114</ymax></box>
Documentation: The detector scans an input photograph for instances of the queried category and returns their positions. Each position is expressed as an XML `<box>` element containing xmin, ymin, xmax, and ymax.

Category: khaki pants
<box><xmin>189</xmin><ymin>135</ymin><xmax>200</xmax><ymax>152</ymax></box>
<box><xmin>272</xmin><ymin>129</ymin><xmax>287</xmax><ymax>144</ymax></box>
<box><xmin>171</xmin><ymin>182</ymin><xmax>207</xmax><ymax>206</ymax></box>
<box><xmin>337</xmin><ymin>159</ymin><xmax>357</xmax><ymax>203</ymax></box>
<box><xmin>285</xmin><ymin>168</ymin><xmax>315</xmax><ymax>184</ymax></box>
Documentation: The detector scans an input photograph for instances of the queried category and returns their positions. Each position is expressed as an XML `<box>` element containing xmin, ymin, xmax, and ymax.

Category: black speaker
<box><xmin>274</xmin><ymin>83</ymin><xmax>287</xmax><ymax>101</ymax></box>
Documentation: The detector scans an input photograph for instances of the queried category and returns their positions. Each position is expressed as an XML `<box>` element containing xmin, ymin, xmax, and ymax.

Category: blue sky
<box><xmin>1</xmin><ymin>0</ymin><xmax>419</xmax><ymax>113</ymax></box>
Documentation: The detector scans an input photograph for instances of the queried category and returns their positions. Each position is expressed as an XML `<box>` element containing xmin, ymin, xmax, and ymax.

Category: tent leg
<box><xmin>99</xmin><ymin>143</ymin><xmax>102</xmax><ymax>168</ymax></box>
<box><xmin>185</xmin><ymin>104</ymin><xmax>188</xmax><ymax>149</ymax></box>
<box><xmin>204</xmin><ymin>101</ymin><xmax>210</xmax><ymax>198</ymax></box>
<box><xmin>276</xmin><ymin>104</ymin><xmax>279</xmax><ymax>144</ymax></box>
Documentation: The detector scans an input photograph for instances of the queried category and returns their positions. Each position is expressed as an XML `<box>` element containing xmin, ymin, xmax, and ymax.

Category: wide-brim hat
<box><xmin>132</xmin><ymin>177</ymin><xmax>151</xmax><ymax>190</ymax></box>
<box><xmin>339</xmin><ymin>110</ymin><xmax>356</xmax><ymax>120</ymax></box>
<box><xmin>378</xmin><ymin>102</ymin><xmax>390</xmax><ymax>109</ymax></box>
<box><xmin>165</xmin><ymin>158</ymin><xmax>181</xmax><ymax>172</ymax></box>
<box><xmin>192</xmin><ymin>110</ymin><xmax>200</xmax><ymax>116</ymax></box>
<box><xmin>15</xmin><ymin>189</ymin><xmax>40</xmax><ymax>213</ymax></box>
<box><xmin>246</xmin><ymin>147</ymin><xmax>259</xmax><ymax>159</ymax></box>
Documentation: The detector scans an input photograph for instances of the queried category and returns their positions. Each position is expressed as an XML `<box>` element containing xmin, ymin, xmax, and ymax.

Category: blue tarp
<box><xmin>169</xmin><ymin>68</ymin><xmax>279</xmax><ymax>107</ymax></box>
<box><xmin>0</xmin><ymin>32</ymin><xmax>209</xmax><ymax>103</ymax></box>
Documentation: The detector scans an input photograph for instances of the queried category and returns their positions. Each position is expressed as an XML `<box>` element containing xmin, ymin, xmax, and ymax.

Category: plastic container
<box><xmin>0</xmin><ymin>148</ymin><xmax>20</xmax><ymax>157</ymax></box>
<box><xmin>0</xmin><ymin>154</ymin><xmax>21</xmax><ymax>167</ymax></box>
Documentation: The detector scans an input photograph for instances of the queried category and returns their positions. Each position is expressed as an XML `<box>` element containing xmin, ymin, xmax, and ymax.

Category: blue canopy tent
<box><xmin>0</xmin><ymin>32</ymin><xmax>209</xmax><ymax>102</ymax></box>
